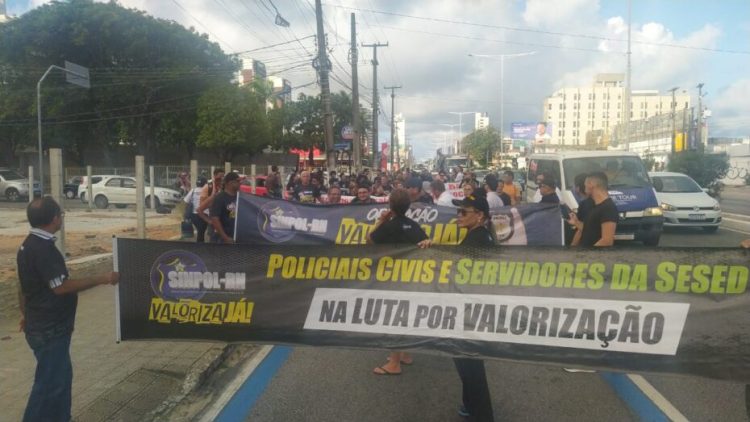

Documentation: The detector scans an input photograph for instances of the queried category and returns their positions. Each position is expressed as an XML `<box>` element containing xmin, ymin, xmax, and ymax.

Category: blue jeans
<box><xmin>24</xmin><ymin>332</ymin><xmax>73</xmax><ymax>422</ymax></box>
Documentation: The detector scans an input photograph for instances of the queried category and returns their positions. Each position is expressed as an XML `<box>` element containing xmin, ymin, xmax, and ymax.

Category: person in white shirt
<box><xmin>184</xmin><ymin>177</ymin><xmax>209</xmax><ymax>242</ymax></box>
<box><xmin>483</xmin><ymin>174</ymin><xmax>510</xmax><ymax>208</ymax></box>
<box><xmin>431</xmin><ymin>180</ymin><xmax>456</xmax><ymax>207</ymax></box>
<box><xmin>454</xmin><ymin>166</ymin><xmax>464</xmax><ymax>184</ymax></box>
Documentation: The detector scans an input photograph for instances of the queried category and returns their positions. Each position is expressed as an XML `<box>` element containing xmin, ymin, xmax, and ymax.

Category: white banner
<box><xmin>304</xmin><ymin>288</ymin><xmax>690</xmax><ymax>355</ymax></box>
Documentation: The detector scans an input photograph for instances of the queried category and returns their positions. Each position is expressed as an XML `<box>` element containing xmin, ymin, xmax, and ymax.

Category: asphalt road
<box><xmin>235</xmin><ymin>227</ymin><xmax>750</xmax><ymax>422</ymax></box>
<box><xmin>721</xmin><ymin>186</ymin><xmax>750</xmax><ymax>216</ymax></box>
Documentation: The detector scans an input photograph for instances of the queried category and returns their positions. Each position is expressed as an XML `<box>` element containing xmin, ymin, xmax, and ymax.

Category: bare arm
<box><xmin>197</xmin><ymin>195</ymin><xmax>214</xmax><ymax>224</ymax></box>
<box><xmin>594</xmin><ymin>222</ymin><xmax>617</xmax><ymax>247</ymax></box>
<box><xmin>571</xmin><ymin>225</ymin><xmax>583</xmax><ymax>246</ymax></box>
<box><xmin>211</xmin><ymin>216</ymin><xmax>233</xmax><ymax>244</ymax></box>
<box><xmin>52</xmin><ymin>272</ymin><xmax>119</xmax><ymax>296</ymax></box>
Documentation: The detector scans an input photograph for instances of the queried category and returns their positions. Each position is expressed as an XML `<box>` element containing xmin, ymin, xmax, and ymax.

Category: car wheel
<box><xmin>642</xmin><ymin>235</ymin><xmax>660</xmax><ymax>246</ymax></box>
<box><xmin>5</xmin><ymin>188</ymin><xmax>20</xmax><ymax>202</ymax></box>
<box><xmin>146</xmin><ymin>196</ymin><xmax>161</xmax><ymax>209</ymax></box>
<box><xmin>65</xmin><ymin>190</ymin><xmax>75</xmax><ymax>199</ymax></box>
<box><xmin>702</xmin><ymin>226</ymin><xmax>719</xmax><ymax>233</ymax></box>
<box><xmin>94</xmin><ymin>195</ymin><xmax>109</xmax><ymax>209</ymax></box>
<box><xmin>115</xmin><ymin>204</ymin><xmax>127</xmax><ymax>209</ymax></box>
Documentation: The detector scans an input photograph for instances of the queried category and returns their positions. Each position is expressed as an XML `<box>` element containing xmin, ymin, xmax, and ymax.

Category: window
<box><xmin>122</xmin><ymin>178</ymin><xmax>136</xmax><ymax>188</ymax></box>
<box><xmin>527</xmin><ymin>159</ymin><xmax>561</xmax><ymax>185</ymax></box>
<box><xmin>106</xmin><ymin>178</ymin><xmax>122</xmax><ymax>187</ymax></box>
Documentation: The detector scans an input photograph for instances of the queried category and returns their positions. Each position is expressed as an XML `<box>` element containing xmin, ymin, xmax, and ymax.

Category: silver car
<box><xmin>0</xmin><ymin>168</ymin><xmax>41</xmax><ymax>201</ymax></box>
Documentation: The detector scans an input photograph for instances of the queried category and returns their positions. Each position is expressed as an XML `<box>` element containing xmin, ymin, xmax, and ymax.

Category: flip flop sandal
<box><xmin>373</xmin><ymin>366</ymin><xmax>402</xmax><ymax>375</ymax></box>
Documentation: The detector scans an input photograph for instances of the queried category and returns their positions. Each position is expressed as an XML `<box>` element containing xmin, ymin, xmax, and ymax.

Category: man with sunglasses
<box><xmin>451</xmin><ymin>189</ymin><xmax>496</xmax><ymax>421</ymax></box>
<box><xmin>537</xmin><ymin>174</ymin><xmax>560</xmax><ymax>204</ymax></box>
<box><xmin>532</xmin><ymin>171</ymin><xmax>562</xmax><ymax>203</ymax></box>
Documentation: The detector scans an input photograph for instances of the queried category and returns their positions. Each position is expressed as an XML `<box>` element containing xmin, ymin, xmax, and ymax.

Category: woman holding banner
<box><xmin>369</xmin><ymin>189</ymin><xmax>431</xmax><ymax>376</ymax></box>
<box><xmin>452</xmin><ymin>189</ymin><xmax>496</xmax><ymax>421</ymax></box>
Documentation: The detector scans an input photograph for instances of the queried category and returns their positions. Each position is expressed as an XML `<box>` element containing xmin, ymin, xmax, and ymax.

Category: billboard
<box><xmin>511</xmin><ymin>122</ymin><xmax>554</xmax><ymax>143</ymax></box>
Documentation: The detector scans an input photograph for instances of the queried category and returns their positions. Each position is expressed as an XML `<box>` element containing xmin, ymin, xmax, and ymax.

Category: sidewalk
<box><xmin>0</xmin><ymin>278</ymin><xmax>224</xmax><ymax>421</ymax></box>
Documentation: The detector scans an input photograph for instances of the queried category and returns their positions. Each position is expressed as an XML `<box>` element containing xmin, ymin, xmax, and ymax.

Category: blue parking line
<box><xmin>215</xmin><ymin>346</ymin><xmax>293</xmax><ymax>422</ymax></box>
<box><xmin>600</xmin><ymin>372</ymin><xmax>669</xmax><ymax>422</ymax></box>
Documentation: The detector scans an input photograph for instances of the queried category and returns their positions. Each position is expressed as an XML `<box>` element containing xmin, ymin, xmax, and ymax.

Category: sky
<box><xmin>6</xmin><ymin>0</ymin><xmax>750</xmax><ymax>161</ymax></box>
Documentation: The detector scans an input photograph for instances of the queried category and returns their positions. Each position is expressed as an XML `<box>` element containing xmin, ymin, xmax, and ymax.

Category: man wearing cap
<box><xmin>483</xmin><ymin>174</ymin><xmax>510</xmax><ymax>208</ymax></box>
<box><xmin>451</xmin><ymin>189</ymin><xmax>496</xmax><ymax>421</ymax></box>
<box><xmin>406</xmin><ymin>176</ymin><xmax>434</xmax><ymax>204</ymax></box>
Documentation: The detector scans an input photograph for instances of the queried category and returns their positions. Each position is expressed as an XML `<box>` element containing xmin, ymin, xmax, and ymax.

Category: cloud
<box><xmin>708</xmin><ymin>78</ymin><xmax>750</xmax><ymax>135</ymax></box>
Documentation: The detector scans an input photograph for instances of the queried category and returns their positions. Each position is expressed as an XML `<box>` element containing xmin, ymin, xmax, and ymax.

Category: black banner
<box><xmin>116</xmin><ymin>238</ymin><xmax>750</xmax><ymax>382</ymax></box>
<box><xmin>234</xmin><ymin>193</ymin><xmax>563</xmax><ymax>245</ymax></box>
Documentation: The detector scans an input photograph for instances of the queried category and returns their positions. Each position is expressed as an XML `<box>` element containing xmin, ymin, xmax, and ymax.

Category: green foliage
<box><xmin>196</xmin><ymin>85</ymin><xmax>270</xmax><ymax>162</ymax></box>
<box><xmin>462</xmin><ymin>127</ymin><xmax>501</xmax><ymax>167</ymax></box>
<box><xmin>667</xmin><ymin>151</ymin><xmax>730</xmax><ymax>187</ymax></box>
<box><xmin>0</xmin><ymin>0</ymin><xmax>236</xmax><ymax>163</ymax></box>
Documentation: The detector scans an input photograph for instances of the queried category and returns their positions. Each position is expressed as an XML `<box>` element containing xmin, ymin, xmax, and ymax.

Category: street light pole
<box><xmin>468</xmin><ymin>52</ymin><xmax>536</xmax><ymax>140</ymax></box>
<box><xmin>439</xmin><ymin>123</ymin><xmax>459</xmax><ymax>153</ymax></box>
<box><xmin>668</xmin><ymin>87</ymin><xmax>679</xmax><ymax>154</ymax></box>
<box><xmin>448</xmin><ymin>111</ymin><xmax>476</xmax><ymax>153</ymax></box>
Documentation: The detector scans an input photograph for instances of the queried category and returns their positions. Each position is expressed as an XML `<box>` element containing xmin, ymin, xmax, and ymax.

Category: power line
<box><xmin>231</xmin><ymin>35</ymin><xmax>316</xmax><ymax>55</ymax></box>
<box><xmin>327</xmin><ymin>3</ymin><xmax>750</xmax><ymax>55</ymax></box>
<box><xmin>169</xmin><ymin>0</ymin><xmax>237</xmax><ymax>51</ymax></box>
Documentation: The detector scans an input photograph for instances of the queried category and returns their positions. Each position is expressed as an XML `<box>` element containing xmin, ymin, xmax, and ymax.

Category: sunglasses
<box><xmin>456</xmin><ymin>208</ymin><xmax>477</xmax><ymax>216</ymax></box>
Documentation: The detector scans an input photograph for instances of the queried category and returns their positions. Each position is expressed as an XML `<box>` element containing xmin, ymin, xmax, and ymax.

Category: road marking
<box><xmin>208</xmin><ymin>345</ymin><xmax>292</xmax><ymax>422</ymax></box>
<box><xmin>626</xmin><ymin>374</ymin><xmax>689</xmax><ymax>422</ymax></box>
<box><xmin>601</xmin><ymin>372</ymin><xmax>689</xmax><ymax>422</ymax></box>
<box><xmin>721</xmin><ymin>226</ymin><xmax>750</xmax><ymax>236</ymax></box>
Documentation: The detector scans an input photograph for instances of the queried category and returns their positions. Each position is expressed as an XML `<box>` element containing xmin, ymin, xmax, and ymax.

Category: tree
<box><xmin>0</xmin><ymin>0</ymin><xmax>236</xmax><ymax>164</ymax></box>
<box><xmin>196</xmin><ymin>84</ymin><xmax>270</xmax><ymax>162</ymax></box>
<box><xmin>667</xmin><ymin>151</ymin><xmax>730</xmax><ymax>187</ymax></box>
<box><xmin>462</xmin><ymin>127</ymin><xmax>501</xmax><ymax>168</ymax></box>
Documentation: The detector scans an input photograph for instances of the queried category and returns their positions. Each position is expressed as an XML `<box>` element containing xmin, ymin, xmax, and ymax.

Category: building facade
<box><xmin>474</xmin><ymin>112</ymin><xmax>490</xmax><ymax>131</ymax></box>
<box><xmin>543</xmin><ymin>74</ymin><xmax>690</xmax><ymax>146</ymax></box>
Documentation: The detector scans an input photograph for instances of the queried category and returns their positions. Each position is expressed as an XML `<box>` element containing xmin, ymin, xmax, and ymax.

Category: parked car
<box><xmin>78</xmin><ymin>175</ymin><xmax>110</xmax><ymax>203</ymax></box>
<box><xmin>239</xmin><ymin>175</ymin><xmax>268</xmax><ymax>196</ymax></box>
<box><xmin>0</xmin><ymin>168</ymin><xmax>40</xmax><ymax>201</ymax></box>
<box><xmin>82</xmin><ymin>175</ymin><xmax>182</xmax><ymax>209</ymax></box>
<box><xmin>64</xmin><ymin>176</ymin><xmax>83</xmax><ymax>199</ymax></box>
<box><xmin>649</xmin><ymin>172</ymin><xmax>721</xmax><ymax>232</ymax></box>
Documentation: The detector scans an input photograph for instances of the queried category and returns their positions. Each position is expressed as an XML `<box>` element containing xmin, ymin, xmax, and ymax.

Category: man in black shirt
<box><xmin>406</xmin><ymin>176</ymin><xmax>434</xmax><ymax>205</ymax></box>
<box><xmin>452</xmin><ymin>189</ymin><xmax>495</xmax><ymax>421</ymax></box>
<box><xmin>537</xmin><ymin>173</ymin><xmax>560</xmax><ymax>204</ymax></box>
<box><xmin>210</xmin><ymin>172</ymin><xmax>240</xmax><ymax>244</ymax></box>
<box><xmin>568</xmin><ymin>172</ymin><xmax>618</xmax><ymax>247</ymax></box>
<box><xmin>292</xmin><ymin>170</ymin><xmax>321</xmax><ymax>203</ymax></box>
<box><xmin>17</xmin><ymin>197</ymin><xmax>118</xmax><ymax>422</ymax></box>
<box><xmin>567</xmin><ymin>173</ymin><xmax>594</xmax><ymax>246</ymax></box>
<box><xmin>369</xmin><ymin>189</ymin><xmax>430</xmax><ymax>375</ymax></box>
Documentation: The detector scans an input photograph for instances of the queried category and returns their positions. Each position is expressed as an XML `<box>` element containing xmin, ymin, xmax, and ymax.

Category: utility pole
<box><xmin>314</xmin><ymin>0</ymin><xmax>335</xmax><ymax>170</ymax></box>
<box><xmin>384</xmin><ymin>85</ymin><xmax>402</xmax><ymax>170</ymax></box>
<box><xmin>668</xmin><ymin>87</ymin><xmax>679</xmax><ymax>154</ymax></box>
<box><xmin>349</xmin><ymin>13</ymin><xmax>361</xmax><ymax>171</ymax></box>
<box><xmin>624</xmin><ymin>0</ymin><xmax>632</xmax><ymax>147</ymax></box>
<box><xmin>696</xmin><ymin>83</ymin><xmax>704</xmax><ymax>150</ymax></box>
<box><xmin>362</xmin><ymin>41</ymin><xmax>388</xmax><ymax>167</ymax></box>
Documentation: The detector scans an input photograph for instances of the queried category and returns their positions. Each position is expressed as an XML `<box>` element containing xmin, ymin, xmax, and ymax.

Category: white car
<box><xmin>649</xmin><ymin>172</ymin><xmax>721</xmax><ymax>232</ymax></box>
<box><xmin>82</xmin><ymin>175</ymin><xmax>182</xmax><ymax>209</ymax></box>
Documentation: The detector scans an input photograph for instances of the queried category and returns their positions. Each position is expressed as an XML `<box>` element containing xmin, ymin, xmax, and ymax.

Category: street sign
<box><xmin>64</xmin><ymin>61</ymin><xmax>90</xmax><ymax>89</ymax></box>
<box><xmin>341</xmin><ymin>125</ymin><xmax>354</xmax><ymax>140</ymax></box>
<box><xmin>334</xmin><ymin>141</ymin><xmax>351</xmax><ymax>151</ymax></box>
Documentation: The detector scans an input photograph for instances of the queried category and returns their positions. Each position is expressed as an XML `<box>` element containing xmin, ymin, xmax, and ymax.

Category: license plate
<box><xmin>688</xmin><ymin>214</ymin><xmax>706</xmax><ymax>221</ymax></box>
<box><xmin>614</xmin><ymin>234</ymin><xmax>635</xmax><ymax>240</ymax></box>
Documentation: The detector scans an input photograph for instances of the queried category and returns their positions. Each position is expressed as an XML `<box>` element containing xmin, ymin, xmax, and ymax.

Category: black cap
<box><xmin>406</xmin><ymin>176</ymin><xmax>423</xmax><ymax>189</ymax></box>
<box><xmin>453</xmin><ymin>189</ymin><xmax>490</xmax><ymax>217</ymax></box>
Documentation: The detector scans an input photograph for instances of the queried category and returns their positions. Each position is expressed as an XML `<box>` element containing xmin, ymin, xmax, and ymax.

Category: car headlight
<box><xmin>645</xmin><ymin>207</ymin><xmax>664</xmax><ymax>216</ymax></box>
<box><xmin>713</xmin><ymin>203</ymin><xmax>720</xmax><ymax>211</ymax></box>
<box><xmin>659</xmin><ymin>203</ymin><xmax>675</xmax><ymax>212</ymax></box>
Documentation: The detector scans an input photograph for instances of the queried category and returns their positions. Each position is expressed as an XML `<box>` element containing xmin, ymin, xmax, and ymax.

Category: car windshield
<box><xmin>652</xmin><ymin>175</ymin><xmax>702</xmax><ymax>193</ymax></box>
<box><xmin>563</xmin><ymin>156</ymin><xmax>651</xmax><ymax>190</ymax></box>
<box><xmin>0</xmin><ymin>170</ymin><xmax>25</xmax><ymax>180</ymax></box>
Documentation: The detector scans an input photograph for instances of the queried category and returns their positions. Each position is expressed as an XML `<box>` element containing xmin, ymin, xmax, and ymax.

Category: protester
<box><xmin>431</xmin><ymin>180</ymin><xmax>455</xmax><ymax>207</ymax></box>
<box><xmin>537</xmin><ymin>173</ymin><xmax>560</xmax><ymax>204</ymax></box>
<box><xmin>500</xmin><ymin>170</ymin><xmax>520</xmax><ymax>205</ymax></box>
<box><xmin>369</xmin><ymin>189</ymin><xmax>431</xmax><ymax>376</ymax></box>
<box><xmin>265</xmin><ymin>166</ymin><xmax>282</xmax><ymax>199</ymax></box>
<box><xmin>292</xmin><ymin>170</ymin><xmax>321</xmax><ymax>203</ymax></box>
<box><xmin>210</xmin><ymin>172</ymin><xmax>240</xmax><ymax>244</ymax></box>
<box><xmin>326</xmin><ymin>185</ymin><xmax>343</xmax><ymax>204</ymax></box>
<box><xmin>483</xmin><ymin>174</ymin><xmax>510</xmax><ymax>208</ymax></box>
<box><xmin>461</xmin><ymin>181</ymin><xmax>474</xmax><ymax>199</ymax></box>
<box><xmin>184</xmin><ymin>176</ymin><xmax>208</xmax><ymax>242</ymax></box>
<box><xmin>452</xmin><ymin>189</ymin><xmax>495</xmax><ymax>420</ymax></box>
<box><xmin>454</xmin><ymin>166</ymin><xmax>465</xmax><ymax>183</ymax></box>
<box><xmin>407</xmin><ymin>176</ymin><xmax>434</xmax><ymax>204</ymax></box>
<box><xmin>17</xmin><ymin>197</ymin><xmax>119</xmax><ymax>422</ymax></box>
<box><xmin>567</xmin><ymin>172</ymin><xmax>617</xmax><ymax>247</ymax></box>
<box><xmin>200</xmin><ymin>168</ymin><xmax>225</xmax><ymax>205</ymax></box>
<box><xmin>351</xmin><ymin>184</ymin><xmax>375</xmax><ymax>204</ymax></box>
<box><xmin>532</xmin><ymin>172</ymin><xmax>562</xmax><ymax>203</ymax></box>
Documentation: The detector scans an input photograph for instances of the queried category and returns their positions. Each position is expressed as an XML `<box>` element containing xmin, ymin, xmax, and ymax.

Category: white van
<box><xmin>526</xmin><ymin>151</ymin><xmax>664</xmax><ymax>245</ymax></box>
